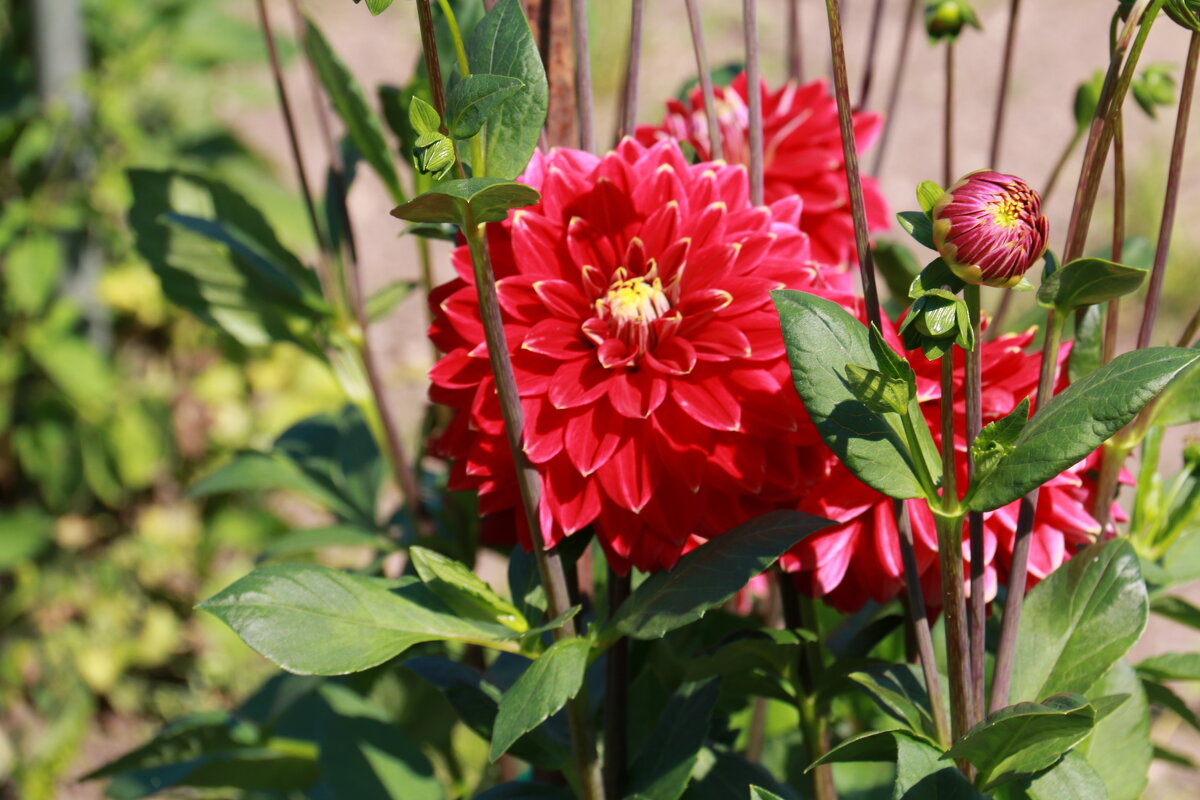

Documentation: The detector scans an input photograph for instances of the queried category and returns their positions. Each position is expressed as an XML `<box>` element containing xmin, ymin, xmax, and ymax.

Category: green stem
<box><xmin>434</xmin><ymin>0</ymin><xmax>486</xmax><ymax>175</ymax></box>
<box><xmin>602</xmin><ymin>569</ymin><xmax>631</xmax><ymax>798</ymax></box>
<box><xmin>901</xmin><ymin>414</ymin><xmax>940</xmax><ymax>502</ymax></box>
<box><xmin>944</xmin><ymin>41</ymin><xmax>955</xmax><ymax>187</ymax></box>
<box><xmin>963</xmin><ymin>284</ymin><xmax>986</xmax><ymax>726</ymax></box>
<box><xmin>780</xmin><ymin>578</ymin><xmax>835</xmax><ymax>800</ymax></box>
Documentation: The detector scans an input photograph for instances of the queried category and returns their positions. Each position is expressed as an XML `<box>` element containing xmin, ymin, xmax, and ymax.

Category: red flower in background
<box><xmin>781</xmin><ymin>329</ymin><xmax>1125</xmax><ymax>613</ymax></box>
<box><xmin>635</xmin><ymin>72</ymin><xmax>890</xmax><ymax>266</ymax></box>
<box><xmin>428</xmin><ymin>139</ymin><xmax>854</xmax><ymax>573</ymax></box>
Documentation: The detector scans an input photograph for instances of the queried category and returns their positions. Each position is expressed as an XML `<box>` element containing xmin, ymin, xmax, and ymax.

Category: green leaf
<box><xmin>303</xmin><ymin>17</ymin><xmax>404</xmax><ymax>202</ymax></box>
<box><xmin>1010</xmin><ymin>540</ymin><xmax>1148</xmax><ymax>702</ymax></box>
<box><xmin>365</xmin><ymin>279</ymin><xmax>415</xmax><ymax>323</ymax></box>
<box><xmin>391</xmin><ymin>177</ymin><xmax>539</xmax><ymax>228</ymax></box>
<box><xmin>199</xmin><ymin>564</ymin><xmax>516</xmax><ymax>675</ymax></box>
<box><xmin>490</xmin><ymin>637</ymin><xmax>590</xmax><ymax>760</ymax></box>
<box><xmin>1146</xmin><ymin>357</ymin><xmax>1200</xmax><ymax>429</ymax></box>
<box><xmin>943</xmin><ymin>694</ymin><xmax>1096</xmax><ymax>790</ymax></box>
<box><xmin>812</xmin><ymin>729</ymin><xmax>985</xmax><ymax>799</ymax></box>
<box><xmin>1036</xmin><ymin>258</ymin><xmax>1147</xmax><ymax>313</ymax></box>
<box><xmin>1136</xmin><ymin>651</ymin><xmax>1200</xmax><ymax>681</ymax></box>
<box><xmin>410</xmin><ymin>545</ymin><xmax>528</xmax><ymax>632</ymax></box>
<box><xmin>1021</xmin><ymin>751</ymin><xmax>1109</xmax><ymax>800</ymax></box>
<box><xmin>260</xmin><ymin>525</ymin><xmax>391</xmax><ymax>559</ymax></box>
<box><xmin>897</xmin><ymin>211</ymin><xmax>936</xmax><ymax>250</ymax></box>
<box><xmin>872</xmin><ymin>241</ymin><xmax>923</xmax><ymax>306</ymax></box>
<box><xmin>463</xmin><ymin>0</ymin><xmax>548</xmax><ymax>178</ymax></box>
<box><xmin>408</xmin><ymin>95</ymin><xmax>443</xmax><ymax>137</ymax></box>
<box><xmin>845</xmin><ymin>363</ymin><xmax>912</xmax><ymax>415</ymax></box>
<box><xmin>627</xmin><ymin>679</ymin><xmax>721</xmax><ymax>800</ymax></box>
<box><xmin>357</xmin><ymin>0</ymin><xmax>395</xmax><ymax>14</ymax></box>
<box><xmin>916</xmin><ymin>180</ymin><xmax>944</xmax><ymax>215</ymax></box>
<box><xmin>908</xmin><ymin>258</ymin><xmax>965</xmax><ymax>300</ymax></box>
<box><xmin>971</xmin><ymin>398</ymin><xmax>1030</xmax><ymax>484</ymax></box>
<box><xmin>446</xmin><ymin>73</ymin><xmax>524</xmax><ymax>139</ymax></box>
<box><xmin>0</xmin><ymin>508</ymin><xmax>53</xmax><ymax>569</ymax></box>
<box><xmin>773</xmin><ymin>290</ymin><xmax>939</xmax><ymax>500</ymax></box>
<box><xmin>1068</xmin><ymin>303</ymin><xmax>1105</xmax><ymax>382</ymax></box>
<box><xmin>849</xmin><ymin>663</ymin><xmax>936</xmax><ymax>740</ymax></box>
<box><xmin>1077</xmin><ymin>661</ymin><xmax>1151</xmax><ymax>800</ymax></box>
<box><xmin>684</xmin><ymin>749</ymin><xmax>798</xmax><ymax>800</ymax></box>
<box><xmin>605</xmin><ymin>510</ymin><xmax>831</xmax><ymax>641</ymax></box>
<box><xmin>4</xmin><ymin>233</ymin><xmax>61</xmax><ymax>315</ymax></box>
<box><xmin>1151</xmin><ymin>595</ymin><xmax>1200</xmax><ymax>630</ymax></box>
<box><xmin>968</xmin><ymin>348</ymin><xmax>1200</xmax><ymax>512</ymax></box>
<box><xmin>1141</xmin><ymin>679</ymin><xmax>1200</xmax><ymax>731</ymax></box>
<box><xmin>475</xmin><ymin>784</ymin><xmax>573</xmax><ymax>799</ymax></box>
<box><xmin>1153</xmin><ymin>744</ymin><xmax>1198</xmax><ymax>768</ymax></box>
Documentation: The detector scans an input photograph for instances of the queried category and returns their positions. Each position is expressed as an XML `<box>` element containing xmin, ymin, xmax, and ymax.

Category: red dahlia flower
<box><xmin>428</xmin><ymin>139</ymin><xmax>853</xmax><ymax>573</ymax></box>
<box><xmin>781</xmin><ymin>328</ymin><xmax>1125</xmax><ymax>612</ymax></box>
<box><xmin>635</xmin><ymin>72</ymin><xmax>890</xmax><ymax>266</ymax></box>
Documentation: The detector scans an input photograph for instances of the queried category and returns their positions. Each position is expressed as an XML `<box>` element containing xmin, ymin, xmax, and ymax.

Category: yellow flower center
<box><xmin>990</xmin><ymin>195</ymin><xmax>1024</xmax><ymax>229</ymax></box>
<box><xmin>601</xmin><ymin>274</ymin><xmax>670</xmax><ymax>324</ymax></box>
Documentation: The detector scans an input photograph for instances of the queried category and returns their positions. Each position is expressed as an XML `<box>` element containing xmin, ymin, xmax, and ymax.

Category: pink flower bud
<box><xmin>932</xmin><ymin>170</ymin><xmax>1050</xmax><ymax>289</ymax></box>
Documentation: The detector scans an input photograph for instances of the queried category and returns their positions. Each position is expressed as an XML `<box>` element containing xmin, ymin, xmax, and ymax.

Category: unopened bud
<box><xmin>925</xmin><ymin>0</ymin><xmax>981</xmax><ymax>41</ymax></box>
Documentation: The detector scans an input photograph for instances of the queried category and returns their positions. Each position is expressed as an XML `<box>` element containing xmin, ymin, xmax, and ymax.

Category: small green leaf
<box><xmin>1011</xmin><ymin>540</ymin><xmax>1148</xmax><ymax>702</ymax></box>
<box><xmin>408</xmin><ymin>95</ymin><xmax>443</xmax><ymax>137</ymax></box>
<box><xmin>1022</xmin><ymin>751</ymin><xmax>1109</xmax><ymax>800</ymax></box>
<box><xmin>1068</xmin><ymin>303</ymin><xmax>1105</xmax><ymax>382</ymax></box>
<box><xmin>1141</xmin><ymin>679</ymin><xmax>1200</xmax><ymax>731</ymax></box>
<box><xmin>968</xmin><ymin>347</ymin><xmax>1200</xmax><ymax>512</ymax></box>
<box><xmin>943</xmin><ymin>694</ymin><xmax>1096</xmax><ymax>790</ymax></box>
<box><xmin>357</xmin><ymin>0</ymin><xmax>395</xmax><ymax>14</ymax></box>
<box><xmin>845</xmin><ymin>363</ymin><xmax>912</xmax><ymax>415</ymax></box>
<box><xmin>303</xmin><ymin>17</ymin><xmax>404</xmax><ymax>202</ymax></box>
<box><xmin>410</xmin><ymin>545</ymin><xmax>528</xmax><ymax>632</ymax></box>
<box><xmin>916</xmin><ymin>180</ymin><xmax>944</xmax><ymax>215</ymax></box>
<box><xmin>490</xmin><ymin>637</ymin><xmax>591</xmax><ymax>761</ymax></box>
<box><xmin>1036</xmin><ymin>257</ymin><xmax>1148</xmax><ymax>312</ymax></box>
<box><xmin>365</xmin><ymin>279</ymin><xmax>415</xmax><ymax>323</ymax></box>
<box><xmin>604</xmin><ymin>511</ymin><xmax>831</xmax><ymax>642</ymax></box>
<box><xmin>446</xmin><ymin>73</ymin><xmax>524</xmax><ymax>139</ymax></box>
<box><xmin>199</xmin><ymin>564</ymin><xmax>516</xmax><ymax>675</ymax></box>
<box><xmin>908</xmin><ymin>258</ymin><xmax>964</xmax><ymax>300</ymax></box>
<box><xmin>971</xmin><ymin>398</ymin><xmax>1030</xmax><ymax>484</ymax></box>
<box><xmin>1151</xmin><ymin>595</ymin><xmax>1200</xmax><ymax>631</ymax></box>
<box><xmin>897</xmin><ymin>210</ymin><xmax>936</xmax><ymax>250</ymax></box>
<box><xmin>4</xmin><ymin>234</ymin><xmax>62</xmax><ymax>315</ymax></box>
<box><xmin>1146</xmin><ymin>357</ymin><xmax>1200</xmax><ymax>429</ymax></box>
<box><xmin>849</xmin><ymin>663</ymin><xmax>936</xmax><ymax>740</ymax></box>
<box><xmin>391</xmin><ymin>177</ymin><xmax>539</xmax><ymax>228</ymax></box>
<box><xmin>1136</xmin><ymin>651</ymin><xmax>1200</xmax><ymax>682</ymax></box>
<box><xmin>749</xmin><ymin>789</ymin><xmax>786</xmax><ymax>800</ymax></box>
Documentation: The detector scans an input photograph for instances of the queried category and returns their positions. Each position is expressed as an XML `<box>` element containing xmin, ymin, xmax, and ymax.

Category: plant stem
<box><xmin>873</xmin><ymin>0</ymin><xmax>921</xmax><ymax>176</ymax></box>
<box><xmin>685</xmin><ymin>0</ymin><xmax>723</xmax><ymax>162</ymax></box>
<box><xmin>571</xmin><ymin>0</ymin><xmax>595</xmax><ymax>152</ymax></box>
<box><xmin>856</xmin><ymin>0</ymin><xmax>885</xmax><ymax>110</ymax></box>
<box><xmin>463</xmin><ymin>219</ymin><xmax>604</xmax><ymax>800</ymax></box>
<box><xmin>989</xmin><ymin>310</ymin><xmax>1064</xmax><ymax>711</ymax></box>
<box><xmin>1178</xmin><ymin>306</ymin><xmax>1200</xmax><ymax>348</ymax></box>
<box><xmin>1063</xmin><ymin>0</ymin><xmax>1163</xmax><ymax>264</ymax></box>
<box><xmin>434</xmin><ymin>0</ymin><xmax>487</xmax><ymax>174</ymax></box>
<box><xmin>823</xmin><ymin>0</ymin><xmax>882</xmax><ymax>330</ymax></box>
<box><xmin>1041</xmin><ymin>128</ymin><xmax>1086</xmax><ymax>205</ymax></box>
<box><xmin>1102</xmin><ymin>112</ymin><xmax>1125</xmax><ymax>366</ymax></box>
<box><xmin>602</xmin><ymin>568</ymin><xmax>631</xmax><ymax>798</ymax></box>
<box><xmin>989</xmin><ymin>0</ymin><xmax>1024</xmax><ymax>168</ymax></box>
<box><xmin>617</xmin><ymin>0</ymin><xmax>644</xmax><ymax>140</ymax></box>
<box><xmin>416</xmin><ymin>0</ymin><xmax>451</xmax><ymax>130</ymax></box>
<box><xmin>1136</xmin><ymin>31</ymin><xmax>1200</xmax><ymax>350</ymax></box>
<box><xmin>787</xmin><ymin>0</ymin><xmax>803</xmax><ymax>81</ymax></box>
<box><xmin>779</xmin><ymin>578</ymin><xmax>835</xmax><ymax>800</ymax></box>
<box><xmin>937</xmin><ymin>354</ymin><xmax>974</xmax><ymax>742</ymax></box>
<box><xmin>744</xmin><ymin>0</ymin><xmax>764</xmax><ymax>206</ymax></box>
<box><xmin>943</xmin><ymin>42</ymin><xmax>955</xmax><ymax>186</ymax></box>
<box><xmin>963</xmin><ymin>285</ymin><xmax>986</xmax><ymax>725</ymax></box>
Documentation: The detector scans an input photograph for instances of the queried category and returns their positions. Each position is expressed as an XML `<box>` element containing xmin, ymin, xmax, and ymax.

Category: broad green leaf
<box><xmin>943</xmin><ymin>694</ymin><xmax>1096</xmax><ymax>790</ymax></box>
<box><xmin>1077</xmin><ymin>661</ymin><xmax>1151</xmax><ymax>800</ymax></box>
<box><xmin>365</xmin><ymin>279</ymin><xmax>414</xmax><ymax>322</ymax></box>
<box><xmin>1141</xmin><ymin>679</ymin><xmax>1200</xmax><ymax>731</ymax></box>
<box><xmin>627</xmin><ymin>679</ymin><xmax>721</xmax><ymax>800</ymax></box>
<box><xmin>684</xmin><ymin>749</ymin><xmax>798</xmax><ymax>800</ymax></box>
<box><xmin>315</xmin><ymin>684</ymin><xmax>442</xmax><ymax>800</ymax></box>
<box><xmin>409</xmin><ymin>545</ymin><xmax>528</xmax><ymax>632</ymax></box>
<box><xmin>463</xmin><ymin>0</ymin><xmax>548</xmax><ymax>178</ymax></box>
<box><xmin>810</xmin><ymin>729</ymin><xmax>919</xmax><ymax>766</ymax></box>
<box><xmin>1136</xmin><ymin>651</ymin><xmax>1200</xmax><ymax>681</ymax></box>
<box><xmin>1022</xmin><ymin>751</ymin><xmax>1108</xmax><ymax>800</ymax></box>
<box><xmin>773</xmin><ymin>290</ymin><xmax>939</xmax><ymax>500</ymax></box>
<box><xmin>391</xmin><ymin>177</ymin><xmax>539</xmax><ymax>228</ymax></box>
<box><xmin>303</xmin><ymin>17</ymin><xmax>404</xmax><ymax>202</ymax></box>
<box><xmin>490</xmin><ymin>637</ymin><xmax>590</xmax><ymax>760</ymax></box>
<box><xmin>897</xmin><ymin>211</ymin><xmax>935</xmax><ymax>250</ymax></box>
<box><xmin>446</xmin><ymin>73</ymin><xmax>524</xmax><ymax>139</ymax></box>
<box><xmin>189</xmin><ymin>451</ymin><xmax>356</xmax><ymax>519</ymax></box>
<box><xmin>916</xmin><ymin>181</ymin><xmax>944</xmax><ymax>215</ymax></box>
<box><xmin>4</xmin><ymin>233</ymin><xmax>61</xmax><ymax>315</ymax></box>
<box><xmin>23</xmin><ymin>322</ymin><xmax>118</xmax><ymax>423</ymax></box>
<box><xmin>968</xmin><ymin>348</ymin><xmax>1200</xmax><ymax>512</ymax></box>
<box><xmin>1010</xmin><ymin>540</ymin><xmax>1148</xmax><ymax>702</ymax></box>
<box><xmin>605</xmin><ymin>511</ymin><xmax>831</xmax><ymax>642</ymax></box>
<box><xmin>1068</xmin><ymin>303</ymin><xmax>1105</xmax><ymax>382</ymax></box>
<box><xmin>1147</xmin><ymin>357</ymin><xmax>1200</xmax><ymax>429</ymax></box>
<box><xmin>1151</xmin><ymin>595</ymin><xmax>1200</xmax><ymax>630</ymax></box>
<box><xmin>404</xmin><ymin>656</ymin><xmax>569</xmax><ymax>768</ymax></box>
<box><xmin>1036</xmin><ymin>258</ymin><xmax>1147</xmax><ymax>313</ymax></box>
<box><xmin>849</xmin><ymin>663</ymin><xmax>935</xmax><ymax>740</ymax></box>
<box><xmin>845</xmin><ymin>363</ymin><xmax>911</xmax><ymax>415</ymax></box>
<box><xmin>199</xmin><ymin>564</ymin><xmax>517</xmax><ymax>675</ymax></box>
<box><xmin>811</xmin><ymin>729</ymin><xmax>985</xmax><ymax>799</ymax></box>
<box><xmin>971</xmin><ymin>398</ymin><xmax>1030</xmax><ymax>484</ymax></box>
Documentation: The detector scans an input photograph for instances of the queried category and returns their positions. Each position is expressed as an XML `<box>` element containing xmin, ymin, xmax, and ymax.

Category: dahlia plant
<box><xmin>94</xmin><ymin>0</ymin><xmax>1200</xmax><ymax>799</ymax></box>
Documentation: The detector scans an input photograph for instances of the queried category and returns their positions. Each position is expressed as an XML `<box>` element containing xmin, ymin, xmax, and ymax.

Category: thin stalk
<box><xmin>938</xmin><ymin>355</ymin><xmax>974</xmax><ymax>742</ymax></box>
<box><xmin>824</xmin><ymin>0</ymin><xmax>882</xmax><ymax>330</ymax></box>
<box><xmin>963</xmin><ymin>285</ymin><xmax>985</xmax><ymax>725</ymax></box>
<box><xmin>989</xmin><ymin>0</ymin><xmax>1025</xmax><ymax>167</ymax></box>
<box><xmin>602</xmin><ymin>569</ymin><xmax>631</xmax><ymax>798</ymax></box>
<box><xmin>1102</xmin><ymin>112</ymin><xmax>1126</xmax><ymax>366</ymax></box>
<box><xmin>435</xmin><ymin>0</ymin><xmax>487</xmax><ymax>172</ymax></box>
<box><xmin>617</xmin><ymin>0</ymin><xmax>645</xmax><ymax>140</ymax></box>
<box><xmin>685</xmin><ymin>0</ymin><xmax>723</xmax><ymax>162</ymax></box>
<box><xmin>873</xmin><ymin>0</ymin><xmax>922</xmax><ymax>176</ymax></box>
<box><xmin>779</xmin><ymin>578</ymin><xmax>835</xmax><ymax>800</ymax></box>
<box><xmin>1063</xmin><ymin>0</ymin><xmax>1163</xmax><ymax>264</ymax></box>
<box><xmin>990</xmin><ymin>311</ymin><xmax>1064</xmax><ymax>711</ymax></box>
<box><xmin>463</xmin><ymin>220</ymin><xmax>604</xmax><ymax>800</ymax></box>
<box><xmin>416</xmin><ymin>0</ymin><xmax>451</xmax><ymax>129</ymax></box>
<box><xmin>1136</xmin><ymin>31</ymin><xmax>1200</xmax><ymax>350</ymax></box>
<box><xmin>1178</xmin><ymin>306</ymin><xmax>1200</xmax><ymax>348</ymax></box>
<box><xmin>943</xmin><ymin>42</ymin><xmax>955</xmax><ymax>187</ymax></box>
<box><xmin>744</xmin><ymin>0</ymin><xmax>764</xmax><ymax>206</ymax></box>
<box><xmin>856</xmin><ymin>0</ymin><xmax>886</xmax><ymax>110</ymax></box>
<box><xmin>897</xmin><ymin>501</ymin><xmax>951</xmax><ymax>747</ymax></box>
<box><xmin>1041</xmin><ymin>128</ymin><xmax>1086</xmax><ymax>206</ymax></box>
<box><xmin>787</xmin><ymin>0</ymin><xmax>803</xmax><ymax>81</ymax></box>
<box><xmin>572</xmin><ymin>0</ymin><xmax>595</xmax><ymax>152</ymax></box>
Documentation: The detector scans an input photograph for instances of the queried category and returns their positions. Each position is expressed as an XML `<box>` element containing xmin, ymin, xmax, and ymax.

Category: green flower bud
<box><xmin>925</xmin><ymin>0</ymin><xmax>981</xmax><ymax>41</ymax></box>
<box><xmin>412</xmin><ymin>132</ymin><xmax>456</xmax><ymax>178</ymax></box>
<box><xmin>1073</xmin><ymin>71</ymin><xmax>1106</xmax><ymax>130</ymax></box>
<box><xmin>1166</xmin><ymin>0</ymin><xmax>1200</xmax><ymax>31</ymax></box>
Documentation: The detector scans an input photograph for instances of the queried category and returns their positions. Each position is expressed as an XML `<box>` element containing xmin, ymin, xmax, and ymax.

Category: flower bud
<box><xmin>925</xmin><ymin>0</ymin><xmax>981</xmax><ymax>40</ymax></box>
<box><xmin>412</xmin><ymin>132</ymin><xmax>456</xmax><ymax>178</ymax></box>
<box><xmin>1166</xmin><ymin>1</ymin><xmax>1200</xmax><ymax>31</ymax></box>
<box><xmin>932</xmin><ymin>170</ymin><xmax>1050</xmax><ymax>289</ymax></box>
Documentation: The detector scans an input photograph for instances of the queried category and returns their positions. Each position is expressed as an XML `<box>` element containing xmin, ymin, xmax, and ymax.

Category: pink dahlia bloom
<box><xmin>428</xmin><ymin>139</ymin><xmax>853</xmax><ymax>573</ymax></box>
<box><xmin>782</xmin><ymin>328</ymin><xmax>1125</xmax><ymax>613</ymax></box>
<box><xmin>635</xmin><ymin>72</ymin><xmax>890</xmax><ymax>266</ymax></box>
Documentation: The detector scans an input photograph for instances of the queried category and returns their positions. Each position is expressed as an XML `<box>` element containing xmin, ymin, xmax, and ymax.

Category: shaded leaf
<box><xmin>1077</xmin><ymin>661</ymin><xmax>1151</xmax><ymax>800</ymax></box>
<box><xmin>410</xmin><ymin>545</ymin><xmax>528</xmax><ymax>632</ymax></box>
<box><xmin>446</xmin><ymin>73</ymin><xmax>524</xmax><ymax>139</ymax></box>
<box><xmin>627</xmin><ymin>679</ymin><xmax>721</xmax><ymax>800</ymax></box>
<box><xmin>490</xmin><ymin>637</ymin><xmax>590</xmax><ymax>760</ymax></box>
<box><xmin>1036</xmin><ymin>258</ymin><xmax>1147</xmax><ymax>312</ymax></box>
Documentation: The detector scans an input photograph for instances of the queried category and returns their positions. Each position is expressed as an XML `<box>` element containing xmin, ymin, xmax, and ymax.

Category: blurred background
<box><xmin>1</xmin><ymin>0</ymin><xmax>1197</xmax><ymax>797</ymax></box>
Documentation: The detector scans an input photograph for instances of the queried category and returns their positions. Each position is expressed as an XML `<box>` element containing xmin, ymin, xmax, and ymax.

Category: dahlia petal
<box><xmin>597</xmin><ymin>437</ymin><xmax>658</xmax><ymax>513</ymax></box>
<box><xmin>644</xmin><ymin>337</ymin><xmax>697</xmax><ymax>376</ymax></box>
<box><xmin>672</xmin><ymin>378</ymin><xmax>741</xmax><ymax>431</ymax></box>
<box><xmin>548</xmin><ymin>357</ymin><xmax>610</xmax><ymax>409</ymax></box>
<box><xmin>564</xmin><ymin>404</ymin><xmax>625</xmax><ymax>476</ymax></box>
<box><xmin>522</xmin><ymin>318</ymin><xmax>590</xmax><ymax>359</ymax></box>
<box><xmin>690</xmin><ymin>321</ymin><xmax>753</xmax><ymax>360</ymax></box>
<box><xmin>609</xmin><ymin>369</ymin><xmax>668</xmax><ymax>418</ymax></box>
